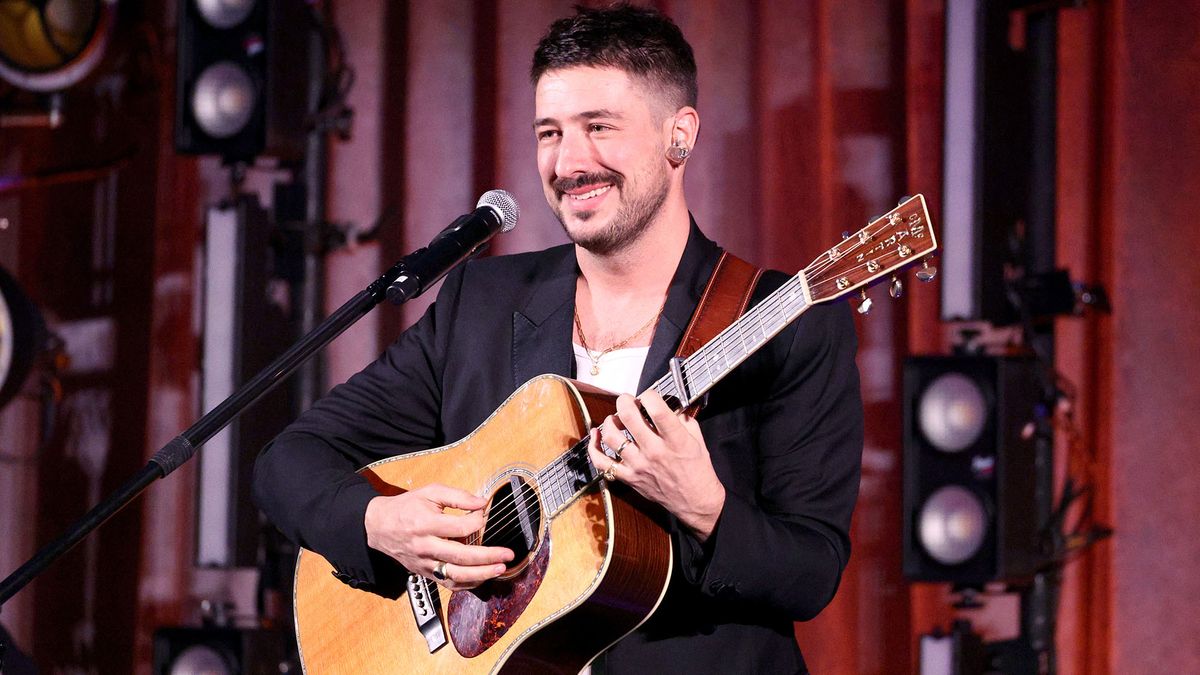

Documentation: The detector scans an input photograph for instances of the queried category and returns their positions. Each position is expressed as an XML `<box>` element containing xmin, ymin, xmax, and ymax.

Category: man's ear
<box><xmin>664</xmin><ymin>107</ymin><xmax>699</xmax><ymax>166</ymax></box>
<box><xmin>670</xmin><ymin>106</ymin><xmax>700</xmax><ymax>151</ymax></box>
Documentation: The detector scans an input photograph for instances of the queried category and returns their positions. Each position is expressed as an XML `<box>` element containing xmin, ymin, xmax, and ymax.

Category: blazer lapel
<box><xmin>512</xmin><ymin>245</ymin><xmax>578</xmax><ymax>389</ymax></box>
<box><xmin>637</xmin><ymin>221</ymin><xmax>724</xmax><ymax>394</ymax></box>
<box><xmin>506</xmin><ymin>223</ymin><xmax>723</xmax><ymax>395</ymax></box>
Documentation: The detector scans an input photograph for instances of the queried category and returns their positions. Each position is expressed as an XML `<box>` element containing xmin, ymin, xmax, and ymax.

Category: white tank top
<box><xmin>571</xmin><ymin>343</ymin><xmax>650</xmax><ymax>396</ymax></box>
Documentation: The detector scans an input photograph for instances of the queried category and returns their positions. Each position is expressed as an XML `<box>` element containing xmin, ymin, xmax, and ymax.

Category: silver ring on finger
<box><xmin>623</xmin><ymin>429</ymin><xmax>635</xmax><ymax>444</ymax></box>
<box><xmin>614</xmin><ymin>437</ymin><xmax>631</xmax><ymax>458</ymax></box>
<box><xmin>433</xmin><ymin>560</ymin><xmax>448</xmax><ymax>581</ymax></box>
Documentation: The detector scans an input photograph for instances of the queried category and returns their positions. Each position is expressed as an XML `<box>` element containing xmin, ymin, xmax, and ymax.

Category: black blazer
<box><xmin>253</xmin><ymin>224</ymin><xmax>864</xmax><ymax>674</ymax></box>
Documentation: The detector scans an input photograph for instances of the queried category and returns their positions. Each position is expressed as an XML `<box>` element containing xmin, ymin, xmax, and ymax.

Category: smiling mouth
<box><xmin>568</xmin><ymin>185</ymin><xmax>612</xmax><ymax>201</ymax></box>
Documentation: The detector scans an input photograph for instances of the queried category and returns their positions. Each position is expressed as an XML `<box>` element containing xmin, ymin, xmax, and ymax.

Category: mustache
<box><xmin>552</xmin><ymin>172</ymin><xmax>623</xmax><ymax>194</ymax></box>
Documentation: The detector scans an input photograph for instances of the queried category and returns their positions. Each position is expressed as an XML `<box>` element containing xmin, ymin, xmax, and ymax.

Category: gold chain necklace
<box><xmin>574</xmin><ymin>300</ymin><xmax>666</xmax><ymax>376</ymax></box>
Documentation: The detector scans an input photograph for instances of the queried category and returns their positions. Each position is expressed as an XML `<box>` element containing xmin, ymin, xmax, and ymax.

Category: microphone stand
<box><xmin>0</xmin><ymin>254</ymin><xmax>426</xmax><ymax>617</ymax></box>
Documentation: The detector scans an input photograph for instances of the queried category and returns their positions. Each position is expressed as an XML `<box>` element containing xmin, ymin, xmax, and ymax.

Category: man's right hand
<box><xmin>364</xmin><ymin>484</ymin><xmax>514</xmax><ymax>591</ymax></box>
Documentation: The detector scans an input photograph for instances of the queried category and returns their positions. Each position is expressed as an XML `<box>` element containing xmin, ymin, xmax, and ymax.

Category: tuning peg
<box><xmin>889</xmin><ymin>275</ymin><xmax>903</xmax><ymax>298</ymax></box>
<box><xmin>897</xmin><ymin>194</ymin><xmax>913</xmax><ymax>205</ymax></box>
<box><xmin>916</xmin><ymin>257</ymin><xmax>938</xmax><ymax>282</ymax></box>
<box><xmin>841</xmin><ymin>231</ymin><xmax>850</xmax><ymax>240</ymax></box>
<box><xmin>856</xmin><ymin>289</ymin><xmax>872</xmax><ymax>315</ymax></box>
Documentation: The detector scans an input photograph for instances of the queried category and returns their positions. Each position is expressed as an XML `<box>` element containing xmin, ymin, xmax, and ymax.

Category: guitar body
<box><xmin>293</xmin><ymin>375</ymin><xmax>674</xmax><ymax>674</ymax></box>
<box><xmin>292</xmin><ymin>195</ymin><xmax>939</xmax><ymax>673</ymax></box>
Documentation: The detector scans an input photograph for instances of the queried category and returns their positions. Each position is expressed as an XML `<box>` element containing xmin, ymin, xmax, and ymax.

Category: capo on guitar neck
<box><xmin>666</xmin><ymin>356</ymin><xmax>708</xmax><ymax>418</ymax></box>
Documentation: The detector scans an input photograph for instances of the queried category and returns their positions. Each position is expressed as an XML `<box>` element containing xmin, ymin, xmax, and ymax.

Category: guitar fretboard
<box><xmin>536</xmin><ymin>272</ymin><xmax>813</xmax><ymax>517</ymax></box>
<box><xmin>539</xmin><ymin>438</ymin><xmax>597</xmax><ymax>515</ymax></box>
<box><xmin>649</xmin><ymin>274</ymin><xmax>811</xmax><ymax>410</ymax></box>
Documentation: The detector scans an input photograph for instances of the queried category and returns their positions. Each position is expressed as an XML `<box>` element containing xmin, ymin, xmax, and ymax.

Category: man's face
<box><xmin>534</xmin><ymin>66</ymin><xmax>673</xmax><ymax>255</ymax></box>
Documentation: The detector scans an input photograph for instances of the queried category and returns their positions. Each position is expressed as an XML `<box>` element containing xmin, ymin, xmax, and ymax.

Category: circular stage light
<box><xmin>195</xmin><ymin>0</ymin><xmax>256</xmax><ymax>30</ymax></box>
<box><xmin>168</xmin><ymin>643</ymin><xmax>236</xmax><ymax>675</ymax></box>
<box><xmin>0</xmin><ymin>0</ymin><xmax>116</xmax><ymax>92</ymax></box>
<box><xmin>0</xmin><ymin>265</ymin><xmax>45</xmax><ymax>411</ymax></box>
<box><xmin>191</xmin><ymin>60</ymin><xmax>256</xmax><ymax>139</ymax></box>
<box><xmin>918</xmin><ymin>371</ymin><xmax>988</xmax><ymax>453</ymax></box>
<box><xmin>918</xmin><ymin>485</ymin><xmax>988</xmax><ymax>565</ymax></box>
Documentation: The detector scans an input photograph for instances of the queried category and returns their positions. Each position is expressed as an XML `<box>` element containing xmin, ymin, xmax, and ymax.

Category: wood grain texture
<box><xmin>293</xmin><ymin>375</ymin><xmax>671</xmax><ymax>673</ymax></box>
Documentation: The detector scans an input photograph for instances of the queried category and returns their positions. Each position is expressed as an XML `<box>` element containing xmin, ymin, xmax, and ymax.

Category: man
<box><xmin>254</xmin><ymin>5</ymin><xmax>863</xmax><ymax>673</ymax></box>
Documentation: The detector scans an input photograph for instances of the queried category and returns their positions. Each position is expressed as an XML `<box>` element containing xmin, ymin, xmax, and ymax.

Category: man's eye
<box><xmin>537</xmin><ymin>129</ymin><xmax>560</xmax><ymax>141</ymax></box>
<box><xmin>588</xmin><ymin>124</ymin><xmax>609</xmax><ymax>133</ymax></box>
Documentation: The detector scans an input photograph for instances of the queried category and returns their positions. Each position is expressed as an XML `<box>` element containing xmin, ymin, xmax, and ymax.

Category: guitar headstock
<box><xmin>803</xmin><ymin>194</ymin><xmax>938</xmax><ymax>306</ymax></box>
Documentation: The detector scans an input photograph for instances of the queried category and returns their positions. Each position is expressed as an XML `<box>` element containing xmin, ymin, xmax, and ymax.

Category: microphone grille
<box><xmin>477</xmin><ymin>189</ymin><xmax>520</xmax><ymax>232</ymax></box>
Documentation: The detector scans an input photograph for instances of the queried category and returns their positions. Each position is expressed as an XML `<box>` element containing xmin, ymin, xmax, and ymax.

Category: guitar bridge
<box><xmin>406</xmin><ymin>574</ymin><xmax>447</xmax><ymax>653</ymax></box>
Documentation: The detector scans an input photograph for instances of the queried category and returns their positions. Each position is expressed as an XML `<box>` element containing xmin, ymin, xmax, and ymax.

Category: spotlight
<box><xmin>0</xmin><ymin>0</ymin><xmax>116</xmax><ymax>92</ymax></box>
<box><xmin>0</xmin><ymin>265</ymin><xmax>45</xmax><ymax>412</ymax></box>
<box><xmin>152</xmin><ymin>626</ymin><xmax>288</xmax><ymax>675</ymax></box>
<box><xmin>918</xmin><ymin>372</ymin><xmax>988</xmax><ymax>453</ymax></box>
<box><xmin>175</xmin><ymin>0</ymin><xmax>310</xmax><ymax>162</ymax></box>
<box><xmin>191</xmin><ymin>60</ymin><xmax>257</xmax><ymax>139</ymax></box>
<box><xmin>195</xmin><ymin>0</ymin><xmax>256</xmax><ymax>30</ymax></box>
<box><xmin>918</xmin><ymin>485</ymin><xmax>989</xmax><ymax>566</ymax></box>
<box><xmin>168</xmin><ymin>643</ymin><xmax>236</xmax><ymax>675</ymax></box>
<box><xmin>903</xmin><ymin>355</ymin><xmax>1045</xmax><ymax>584</ymax></box>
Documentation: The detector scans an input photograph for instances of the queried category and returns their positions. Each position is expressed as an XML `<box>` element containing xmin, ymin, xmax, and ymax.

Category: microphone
<box><xmin>386</xmin><ymin>190</ymin><xmax>519</xmax><ymax>303</ymax></box>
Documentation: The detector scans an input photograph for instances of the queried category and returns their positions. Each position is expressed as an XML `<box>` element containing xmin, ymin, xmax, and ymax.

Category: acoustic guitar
<box><xmin>292</xmin><ymin>195</ymin><xmax>938</xmax><ymax>673</ymax></box>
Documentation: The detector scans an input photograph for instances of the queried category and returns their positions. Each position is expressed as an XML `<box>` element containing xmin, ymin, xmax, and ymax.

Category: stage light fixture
<box><xmin>168</xmin><ymin>643</ymin><xmax>235</xmax><ymax>675</ymax></box>
<box><xmin>0</xmin><ymin>0</ymin><xmax>115</xmax><ymax>92</ymax></box>
<box><xmin>153</xmin><ymin>626</ymin><xmax>287</xmax><ymax>675</ymax></box>
<box><xmin>191</xmin><ymin>60</ymin><xmax>256</xmax><ymax>139</ymax></box>
<box><xmin>175</xmin><ymin>0</ymin><xmax>310</xmax><ymax>161</ymax></box>
<box><xmin>918</xmin><ymin>372</ymin><xmax>988</xmax><ymax>453</ymax></box>
<box><xmin>195</xmin><ymin>0</ymin><xmax>256</xmax><ymax>29</ymax></box>
<box><xmin>0</xmin><ymin>265</ymin><xmax>45</xmax><ymax>412</ymax></box>
<box><xmin>903</xmin><ymin>355</ymin><xmax>1045</xmax><ymax>584</ymax></box>
<box><xmin>918</xmin><ymin>485</ymin><xmax>989</xmax><ymax>566</ymax></box>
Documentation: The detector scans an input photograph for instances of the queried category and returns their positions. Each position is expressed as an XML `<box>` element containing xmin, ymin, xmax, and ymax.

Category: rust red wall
<box><xmin>3</xmin><ymin>1</ymin><xmax>1200</xmax><ymax>672</ymax></box>
<box><xmin>1103</xmin><ymin>1</ymin><xmax>1200</xmax><ymax>672</ymax></box>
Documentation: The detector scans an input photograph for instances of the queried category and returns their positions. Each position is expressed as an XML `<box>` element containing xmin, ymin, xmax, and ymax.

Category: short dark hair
<box><xmin>531</xmin><ymin>3</ymin><xmax>698</xmax><ymax>110</ymax></box>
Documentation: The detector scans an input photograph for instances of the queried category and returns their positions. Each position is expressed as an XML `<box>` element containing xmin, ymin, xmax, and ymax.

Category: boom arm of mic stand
<box><xmin>0</xmin><ymin>258</ymin><xmax>411</xmax><ymax>607</ymax></box>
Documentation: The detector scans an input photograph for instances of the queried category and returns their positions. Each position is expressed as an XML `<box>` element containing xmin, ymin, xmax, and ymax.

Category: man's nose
<box><xmin>554</xmin><ymin>130</ymin><xmax>594</xmax><ymax>178</ymax></box>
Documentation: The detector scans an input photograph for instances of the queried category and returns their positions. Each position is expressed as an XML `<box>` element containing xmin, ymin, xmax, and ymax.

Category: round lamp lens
<box><xmin>169</xmin><ymin>644</ymin><xmax>235</xmax><ymax>675</ymax></box>
<box><xmin>191</xmin><ymin>61</ymin><xmax>256</xmax><ymax>139</ymax></box>
<box><xmin>918</xmin><ymin>485</ymin><xmax>988</xmax><ymax>565</ymax></box>
<box><xmin>918</xmin><ymin>372</ymin><xmax>988</xmax><ymax>453</ymax></box>
<box><xmin>0</xmin><ymin>0</ymin><xmax>99</xmax><ymax>71</ymax></box>
<box><xmin>195</xmin><ymin>0</ymin><xmax>256</xmax><ymax>30</ymax></box>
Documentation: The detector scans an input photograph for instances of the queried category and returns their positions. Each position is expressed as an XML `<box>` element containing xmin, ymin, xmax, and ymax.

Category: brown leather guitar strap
<box><xmin>671</xmin><ymin>251</ymin><xmax>763</xmax><ymax>410</ymax></box>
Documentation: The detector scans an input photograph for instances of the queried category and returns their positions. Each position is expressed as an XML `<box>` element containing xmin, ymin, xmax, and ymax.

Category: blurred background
<box><xmin>0</xmin><ymin>0</ymin><xmax>1197</xmax><ymax>673</ymax></box>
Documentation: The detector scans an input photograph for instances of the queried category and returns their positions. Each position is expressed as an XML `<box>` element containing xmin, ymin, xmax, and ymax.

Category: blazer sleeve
<box><xmin>251</xmin><ymin>266</ymin><xmax>468</xmax><ymax>589</ymax></box>
<box><xmin>676</xmin><ymin>301</ymin><xmax>864</xmax><ymax>621</ymax></box>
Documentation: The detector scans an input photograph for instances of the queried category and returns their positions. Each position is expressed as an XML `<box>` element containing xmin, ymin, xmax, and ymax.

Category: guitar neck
<box><xmin>647</xmin><ymin>273</ymin><xmax>812</xmax><ymax>411</ymax></box>
<box><xmin>537</xmin><ymin>272</ymin><xmax>815</xmax><ymax>517</ymax></box>
<box><xmin>540</xmin><ymin>193</ymin><xmax>938</xmax><ymax>517</ymax></box>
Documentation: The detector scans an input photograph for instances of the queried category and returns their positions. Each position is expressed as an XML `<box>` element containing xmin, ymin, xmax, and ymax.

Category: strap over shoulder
<box><xmin>674</xmin><ymin>251</ymin><xmax>763</xmax><ymax>360</ymax></box>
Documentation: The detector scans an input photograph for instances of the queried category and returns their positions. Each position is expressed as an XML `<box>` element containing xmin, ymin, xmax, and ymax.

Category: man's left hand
<box><xmin>587</xmin><ymin>391</ymin><xmax>726</xmax><ymax>543</ymax></box>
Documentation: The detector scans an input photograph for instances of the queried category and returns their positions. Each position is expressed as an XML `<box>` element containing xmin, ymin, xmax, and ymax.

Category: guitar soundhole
<box><xmin>480</xmin><ymin>473</ymin><xmax>543</xmax><ymax>577</ymax></box>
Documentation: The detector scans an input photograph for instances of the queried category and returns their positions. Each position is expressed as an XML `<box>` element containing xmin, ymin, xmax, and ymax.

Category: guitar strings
<box><xmin>465</xmin><ymin>439</ymin><xmax>590</xmax><ymax>546</ymax></box>
<box><xmin>487</xmin><ymin>273</ymin><xmax>816</xmax><ymax>535</ymax></box>
<box><xmin>464</xmin><ymin>220</ymin><xmax>929</xmax><ymax>540</ymax></box>
<box><xmin>472</xmin><ymin>272</ymin><xmax>815</xmax><ymax>538</ymax></box>
<box><xmin>477</xmin><ymin>278</ymin><xmax>808</xmax><ymax>538</ymax></box>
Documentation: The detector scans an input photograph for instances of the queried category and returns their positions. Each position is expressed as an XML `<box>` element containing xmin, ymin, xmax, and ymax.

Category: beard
<box><xmin>550</xmin><ymin>166</ymin><xmax>670</xmax><ymax>256</ymax></box>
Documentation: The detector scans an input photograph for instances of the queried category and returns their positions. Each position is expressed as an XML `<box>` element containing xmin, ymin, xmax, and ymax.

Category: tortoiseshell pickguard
<box><xmin>447</xmin><ymin>532</ymin><xmax>552</xmax><ymax>658</ymax></box>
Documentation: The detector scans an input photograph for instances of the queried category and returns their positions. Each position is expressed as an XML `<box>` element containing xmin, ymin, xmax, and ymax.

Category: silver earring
<box><xmin>666</xmin><ymin>140</ymin><xmax>690</xmax><ymax>163</ymax></box>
